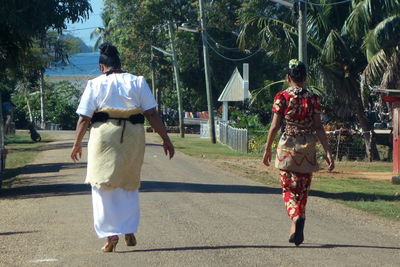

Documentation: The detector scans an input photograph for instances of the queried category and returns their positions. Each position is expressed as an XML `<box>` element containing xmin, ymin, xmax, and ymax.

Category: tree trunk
<box><xmin>380</xmin><ymin>50</ymin><xmax>400</xmax><ymax>90</ymax></box>
<box><xmin>379</xmin><ymin>50</ymin><xmax>400</xmax><ymax>162</ymax></box>
<box><xmin>26</xmin><ymin>97</ymin><xmax>33</xmax><ymax>123</ymax></box>
<box><xmin>354</xmin><ymin>99</ymin><xmax>380</xmax><ymax>161</ymax></box>
<box><xmin>39</xmin><ymin>68</ymin><xmax>45</xmax><ymax>129</ymax></box>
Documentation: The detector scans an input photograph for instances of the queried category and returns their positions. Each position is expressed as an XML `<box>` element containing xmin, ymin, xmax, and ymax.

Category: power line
<box><xmin>299</xmin><ymin>0</ymin><xmax>353</xmax><ymax>7</ymax></box>
<box><xmin>205</xmin><ymin>38</ymin><xmax>263</xmax><ymax>61</ymax></box>
<box><xmin>205</xmin><ymin>32</ymin><xmax>244</xmax><ymax>52</ymax></box>
<box><xmin>64</xmin><ymin>26</ymin><xmax>103</xmax><ymax>32</ymax></box>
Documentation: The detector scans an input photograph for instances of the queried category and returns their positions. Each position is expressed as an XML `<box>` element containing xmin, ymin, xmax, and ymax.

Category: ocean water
<box><xmin>46</xmin><ymin>52</ymin><xmax>101</xmax><ymax>76</ymax></box>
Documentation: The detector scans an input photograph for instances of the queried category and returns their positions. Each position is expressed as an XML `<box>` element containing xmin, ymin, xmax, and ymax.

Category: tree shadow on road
<box><xmin>140</xmin><ymin>181</ymin><xmax>399</xmax><ymax>202</ymax></box>
<box><xmin>21</xmin><ymin>162</ymin><xmax>87</xmax><ymax>175</ymax></box>
<box><xmin>3</xmin><ymin>162</ymin><xmax>86</xmax><ymax>181</ymax></box>
<box><xmin>0</xmin><ymin>183</ymin><xmax>90</xmax><ymax>199</ymax></box>
<box><xmin>2</xmin><ymin>178</ymin><xmax>397</xmax><ymax>202</ymax></box>
<box><xmin>1</xmin><ymin>162</ymin><xmax>87</xmax><ymax>189</ymax></box>
<box><xmin>118</xmin><ymin>243</ymin><xmax>400</xmax><ymax>253</ymax></box>
<box><xmin>140</xmin><ymin>181</ymin><xmax>280</xmax><ymax>194</ymax></box>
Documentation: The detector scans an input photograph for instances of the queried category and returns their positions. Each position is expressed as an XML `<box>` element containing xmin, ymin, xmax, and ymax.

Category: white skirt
<box><xmin>91</xmin><ymin>186</ymin><xmax>140</xmax><ymax>238</ymax></box>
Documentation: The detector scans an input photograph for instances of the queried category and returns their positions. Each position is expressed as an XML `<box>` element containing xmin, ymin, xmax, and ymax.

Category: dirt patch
<box><xmin>317</xmin><ymin>169</ymin><xmax>393</xmax><ymax>181</ymax></box>
<box><xmin>204</xmin><ymin>156</ymin><xmax>393</xmax><ymax>182</ymax></box>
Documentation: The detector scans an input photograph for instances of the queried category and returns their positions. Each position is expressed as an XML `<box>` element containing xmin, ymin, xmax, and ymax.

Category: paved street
<box><xmin>0</xmin><ymin>131</ymin><xmax>399</xmax><ymax>266</ymax></box>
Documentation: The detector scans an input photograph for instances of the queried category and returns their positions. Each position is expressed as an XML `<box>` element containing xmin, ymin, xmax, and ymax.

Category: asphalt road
<box><xmin>0</xmin><ymin>131</ymin><xmax>399</xmax><ymax>266</ymax></box>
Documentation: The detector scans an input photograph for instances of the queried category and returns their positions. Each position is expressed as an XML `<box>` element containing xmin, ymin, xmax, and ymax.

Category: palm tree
<box><xmin>90</xmin><ymin>11</ymin><xmax>114</xmax><ymax>49</ymax></box>
<box><xmin>238</xmin><ymin>0</ymin><xmax>400</xmax><ymax>161</ymax></box>
<box><xmin>346</xmin><ymin>1</ymin><xmax>400</xmax><ymax>91</ymax></box>
<box><xmin>340</xmin><ymin>0</ymin><xmax>400</xmax><ymax>159</ymax></box>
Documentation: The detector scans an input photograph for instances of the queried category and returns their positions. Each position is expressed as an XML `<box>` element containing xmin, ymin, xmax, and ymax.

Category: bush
<box><xmin>227</xmin><ymin>108</ymin><xmax>271</xmax><ymax>153</ymax></box>
<box><xmin>45</xmin><ymin>81</ymin><xmax>81</xmax><ymax>129</ymax></box>
<box><xmin>12</xmin><ymin>80</ymin><xmax>81</xmax><ymax>130</ymax></box>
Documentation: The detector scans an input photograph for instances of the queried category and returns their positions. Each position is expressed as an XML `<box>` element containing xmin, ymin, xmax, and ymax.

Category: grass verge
<box><xmin>312</xmin><ymin>176</ymin><xmax>400</xmax><ymax>219</ymax></box>
<box><xmin>170</xmin><ymin>135</ymin><xmax>400</xmax><ymax>221</ymax></box>
<box><xmin>171</xmin><ymin>135</ymin><xmax>254</xmax><ymax>159</ymax></box>
<box><xmin>333</xmin><ymin>161</ymin><xmax>392</xmax><ymax>172</ymax></box>
<box><xmin>1</xmin><ymin>131</ymin><xmax>52</xmax><ymax>188</ymax></box>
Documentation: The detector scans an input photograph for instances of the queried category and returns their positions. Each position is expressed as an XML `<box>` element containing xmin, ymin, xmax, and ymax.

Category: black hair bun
<box><xmin>288</xmin><ymin>60</ymin><xmax>307</xmax><ymax>83</ymax></box>
<box><xmin>99</xmin><ymin>42</ymin><xmax>119</xmax><ymax>57</ymax></box>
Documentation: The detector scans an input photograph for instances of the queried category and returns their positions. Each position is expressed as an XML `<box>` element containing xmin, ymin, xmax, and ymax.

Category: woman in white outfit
<box><xmin>71</xmin><ymin>43</ymin><xmax>174</xmax><ymax>252</ymax></box>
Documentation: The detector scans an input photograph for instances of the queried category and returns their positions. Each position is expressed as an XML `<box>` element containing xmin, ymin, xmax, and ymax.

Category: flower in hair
<box><xmin>289</xmin><ymin>59</ymin><xmax>300</xmax><ymax>68</ymax></box>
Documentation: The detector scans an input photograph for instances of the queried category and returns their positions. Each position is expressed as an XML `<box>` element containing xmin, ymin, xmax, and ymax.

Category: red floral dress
<box><xmin>272</xmin><ymin>87</ymin><xmax>321</xmax><ymax>220</ymax></box>
<box><xmin>272</xmin><ymin>86</ymin><xmax>320</xmax><ymax>135</ymax></box>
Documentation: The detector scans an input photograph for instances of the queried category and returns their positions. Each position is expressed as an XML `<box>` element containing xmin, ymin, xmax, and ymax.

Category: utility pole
<box><xmin>0</xmin><ymin>93</ymin><xmax>4</xmax><ymax>179</ymax></box>
<box><xmin>298</xmin><ymin>0</ymin><xmax>307</xmax><ymax>65</ymax></box>
<box><xmin>168</xmin><ymin>22</ymin><xmax>185</xmax><ymax>138</ymax></box>
<box><xmin>270</xmin><ymin>0</ymin><xmax>306</xmax><ymax>63</ymax></box>
<box><xmin>150</xmin><ymin>47</ymin><xmax>158</xmax><ymax>107</ymax></box>
<box><xmin>199</xmin><ymin>0</ymin><xmax>216</xmax><ymax>144</ymax></box>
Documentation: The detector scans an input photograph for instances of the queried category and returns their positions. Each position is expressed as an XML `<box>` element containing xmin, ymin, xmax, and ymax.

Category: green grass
<box><xmin>171</xmin><ymin>135</ymin><xmax>400</xmax><ymax>221</ymax></box>
<box><xmin>170</xmin><ymin>135</ymin><xmax>256</xmax><ymax>159</ymax></box>
<box><xmin>345</xmin><ymin>201</ymin><xmax>400</xmax><ymax>218</ymax></box>
<box><xmin>5</xmin><ymin>131</ymin><xmax>34</xmax><ymax>144</ymax></box>
<box><xmin>312</xmin><ymin>176</ymin><xmax>400</xmax><ymax>219</ymax></box>
<box><xmin>1</xmin><ymin>132</ymin><xmax>53</xmax><ymax>188</ymax></box>
<box><xmin>335</xmin><ymin>162</ymin><xmax>392</xmax><ymax>172</ymax></box>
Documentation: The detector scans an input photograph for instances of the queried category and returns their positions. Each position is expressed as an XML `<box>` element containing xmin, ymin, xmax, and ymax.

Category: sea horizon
<box><xmin>45</xmin><ymin>52</ymin><xmax>101</xmax><ymax>76</ymax></box>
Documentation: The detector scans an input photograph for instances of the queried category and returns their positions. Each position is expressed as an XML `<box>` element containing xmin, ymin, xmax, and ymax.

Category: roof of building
<box><xmin>218</xmin><ymin>68</ymin><xmax>251</xmax><ymax>102</ymax></box>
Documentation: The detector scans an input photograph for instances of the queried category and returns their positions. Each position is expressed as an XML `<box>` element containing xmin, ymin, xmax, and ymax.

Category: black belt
<box><xmin>91</xmin><ymin>112</ymin><xmax>145</xmax><ymax>143</ymax></box>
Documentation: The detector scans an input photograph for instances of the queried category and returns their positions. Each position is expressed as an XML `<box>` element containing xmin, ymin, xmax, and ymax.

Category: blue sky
<box><xmin>65</xmin><ymin>0</ymin><xmax>104</xmax><ymax>47</ymax></box>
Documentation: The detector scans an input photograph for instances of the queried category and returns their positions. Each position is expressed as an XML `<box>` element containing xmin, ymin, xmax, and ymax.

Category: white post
<box><xmin>222</xmin><ymin>101</ymin><xmax>228</xmax><ymax>121</ymax></box>
<box><xmin>243</xmin><ymin>63</ymin><xmax>249</xmax><ymax>99</ymax></box>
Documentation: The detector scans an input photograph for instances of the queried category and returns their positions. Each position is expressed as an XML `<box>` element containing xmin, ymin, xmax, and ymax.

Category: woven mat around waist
<box><xmin>85</xmin><ymin>118</ymin><xmax>145</xmax><ymax>191</ymax></box>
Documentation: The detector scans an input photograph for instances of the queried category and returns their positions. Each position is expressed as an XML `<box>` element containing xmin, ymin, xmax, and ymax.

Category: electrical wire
<box><xmin>64</xmin><ymin>26</ymin><xmax>103</xmax><ymax>32</ymax></box>
<box><xmin>299</xmin><ymin>0</ymin><xmax>353</xmax><ymax>7</ymax></box>
<box><xmin>205</xmin><ymin>37</ymin><xmax>263</xmax><ymax>61</ymax></box>
<box><xmin>205</xmin><ymin>32</ymin><xmax>244</xmax><ymax>52</ymax></box>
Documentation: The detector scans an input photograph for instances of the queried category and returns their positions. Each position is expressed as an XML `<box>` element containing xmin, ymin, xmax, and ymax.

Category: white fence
<box><xmin>219</xmin><ymin>122</ymin><xmax>248</xmax><ymax>153</ymax></box>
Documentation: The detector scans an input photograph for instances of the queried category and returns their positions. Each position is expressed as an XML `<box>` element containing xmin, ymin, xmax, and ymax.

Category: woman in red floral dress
<box><xmin>263</xmin><ymin>60</ymin><xmax>334</xmax><ymax>246</ymax></box>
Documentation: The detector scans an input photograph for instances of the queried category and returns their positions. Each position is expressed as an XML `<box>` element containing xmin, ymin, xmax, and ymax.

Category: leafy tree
<box><xmin>0</xmin><ymin>0</ymin><xmax>91</xmax><ymax>132</ymax></box>
<box><xmin>0</xmin><ymin>0</ymin><xmax>91</xmax><ymax>70</ymax></box>
<box><xmin>238</xmin><ymin>0</ymin><xmax>400</xmax><ymax>160</ymax></box>
<box><xmin>90</xmin><ymin>10</ymin><xmax>115</xmax><ymax>50</ymax></box>
<box><xmin>45</xmin><ymin>81</ymin><xmax>81</xmax><ymax>129</ymax></box>
<box><xmin>347</xmin><ymin>0</ymin><xmax>400</xmax><ymax>91</ymax></box>
<box><xmin>101</xmin><ymin>0</ymin><xmax>282</xmax><ymax>118</ymax></box>
<box><xmin>12</xmin><ymin>80</ymin><xmax>81</xmax><ymax>130</ymax></box>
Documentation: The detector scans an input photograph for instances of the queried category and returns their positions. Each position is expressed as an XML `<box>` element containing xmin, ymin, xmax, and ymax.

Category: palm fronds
<box><xmin>364</xmin><ymin>15</ymin><xmax>400</xmax><ymax>59</ymax></box>
<box><xmin>363</xmin><ymin>49</ymin><xmax>388</xmax><ymax>84</ymax></box>
<box><xmin>248</xmin><ymin>80</ymin><xmax>285</xmax><ymax>106</ymax></box>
